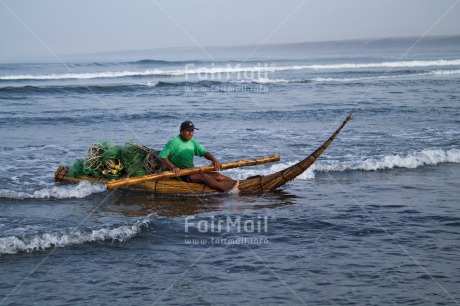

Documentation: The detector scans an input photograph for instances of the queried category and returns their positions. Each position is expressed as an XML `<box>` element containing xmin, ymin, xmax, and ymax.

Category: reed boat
<box><xmin>54</xmin><ymin>114</ymin><xmax>352</xmax><ymax>194</ymax></box>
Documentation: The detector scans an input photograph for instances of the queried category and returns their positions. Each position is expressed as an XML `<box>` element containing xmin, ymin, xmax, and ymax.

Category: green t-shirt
<box><xmin>158</xmin><ymin>135</ymin><xmax>207</xmax><ymax>169</ymax></box>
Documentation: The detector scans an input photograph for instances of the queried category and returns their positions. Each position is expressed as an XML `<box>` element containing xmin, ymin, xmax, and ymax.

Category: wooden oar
<box><xmin>107</xmin><ymin>154</ymin><xmax>280</xmax><ymax>190</ymax></box>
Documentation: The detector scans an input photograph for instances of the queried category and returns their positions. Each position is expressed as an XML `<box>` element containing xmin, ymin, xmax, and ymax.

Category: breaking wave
<box><xmin>307</xmin><ymin>59</ymin><xmax>460</xmax><ymax>70</ymax></box>
<box><xmin>235</xmin><ymin>149</ymin><xmax>460</xmax><ymax>180</ymax></box>
<box><xmin>1</xmin><ymin>59</ymin><xmax>459</xmax><ymax>81</ymax></box>
<box><xmin>234</xmin><ymin>69</ymin><xmax>460</xmax><ymax>84</ymax></box>
<box><xmin>314</xmin><ymin>149</ymin><xmax>460</xmax><ymax>172</ymax></box>
<box><xmin>0</xmin><ymin>219</ymin><xmax>150</xmax><ymax>255</ymax></box>
<box><xmin>3</xmin><ymin>69</ymin><xmax>458</xmax><ymax>95</ymax></box>
<box><xmin>0</xmin><ymin>181</ymin><xmax>106</xmax><ymax>200</ymax></box>
<box><xmin>312</xmin><ymin>69</ymin><xmax>460</xmax><ymax>82</ymax></box>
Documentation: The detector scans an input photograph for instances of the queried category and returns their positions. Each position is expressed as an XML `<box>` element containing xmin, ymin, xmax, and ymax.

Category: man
<box><xmin>158</xmin><ymin>120</ymin><xmax>239</xmax><ymax>192</ymax></box>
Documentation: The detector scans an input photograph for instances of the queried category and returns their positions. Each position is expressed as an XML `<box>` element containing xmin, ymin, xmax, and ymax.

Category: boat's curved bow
<box><xmin>238</xmin><ymin>113</ymin><xmax>353</xmax><ymax>193</ymax></box>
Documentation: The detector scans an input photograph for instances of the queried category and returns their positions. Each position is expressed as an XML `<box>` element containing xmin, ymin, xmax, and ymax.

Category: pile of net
<box><xmin>68</xmin><ymin>141</ymin><xmax>168</xmax><ymax>179</ymax></box>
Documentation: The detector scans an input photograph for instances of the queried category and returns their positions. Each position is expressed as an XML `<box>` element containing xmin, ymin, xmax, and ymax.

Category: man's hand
<box><xmin>204</xmin><ymin>152</ymin><xmax>222</xmax><ymax>171</ymax></box>
<box><xmin>212</xmin><ymin>160</ymin><xmax>222</xmax><ymax>171</ymax></box>
<box><xmin>172</xmin><ymin>167</ymin><xmax>181</xmax><ymax>176</ymax></box>
<box><xmin>160</xmin><ymin>157</ymin><xmax>181</xmax><ymax>176</ymax></box>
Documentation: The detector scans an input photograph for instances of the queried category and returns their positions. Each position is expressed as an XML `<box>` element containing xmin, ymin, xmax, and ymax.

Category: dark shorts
<box><xmin>179</xmin><ymin>175</ymin><xmax>192</xmax><ymax>183</ymax></box>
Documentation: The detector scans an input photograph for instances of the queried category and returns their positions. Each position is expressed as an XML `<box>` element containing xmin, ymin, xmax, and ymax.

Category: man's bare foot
<box><xmin>228</xmin><ymin>180</ymin><xmax>239</xmax><ymax>194</ymax></box>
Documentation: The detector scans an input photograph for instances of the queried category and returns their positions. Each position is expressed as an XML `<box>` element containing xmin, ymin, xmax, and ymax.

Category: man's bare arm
<box><xmin>204</xmin><ymin>152</ymin><xmax>221</xmax><ymax>171</ymax></box>
<box><xmin>160</xmin><ymin>157</ymin><xmax>181</xmax><ymax>176</ymax></box>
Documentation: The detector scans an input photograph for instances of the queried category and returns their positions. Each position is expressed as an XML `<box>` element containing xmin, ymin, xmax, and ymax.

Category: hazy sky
<box><xmin>1</xmin><ymin>0</ymin><xmax>459</xmax><ymax>60</ymax></box>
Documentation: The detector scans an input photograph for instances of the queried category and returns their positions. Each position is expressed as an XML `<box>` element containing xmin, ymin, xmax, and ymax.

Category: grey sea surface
<box><xmin>1</xmin><ymin>40</ymin><xmax>459</xmax><ymax>304</ymax></box>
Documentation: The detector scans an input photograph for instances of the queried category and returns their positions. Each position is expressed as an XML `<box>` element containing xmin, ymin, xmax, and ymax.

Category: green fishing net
<box><xmin>68</xmin><ymin>141</ymin><xmax>168</xmax><ymax>179</ymax></box>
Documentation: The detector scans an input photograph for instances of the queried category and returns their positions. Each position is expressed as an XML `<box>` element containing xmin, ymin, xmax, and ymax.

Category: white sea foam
<box><xmin>2</xmin><ymin>59</ymin><xmax>459</xmax><ymax>80</ymax></box>
<box><xmin>0</xmin><ymin>69</ymin><xmax>182</xmax><ymax>80</ymax></box>
<box><xmin>226</xmin><ymin>69</ymin><xmax>460</xmax><ymax>84</ymax></box>
<box><xmin>231</xmin><ymin>78</ymin><xmax>292</xmax><ymax>84</ymax></box>
<box><xmin>232</xmin><ymin>149</ymin><xmax>460</xmax><ymax>181</ymax></box>
<box><xmin>307</xmin><ymin>59</ymin><xmax>460</xmax><ymax>70</ymax></box>
<box><xmin>0</xmin><ymin>181</ymin><xmax>106</xmax><ymax>200</ymax></box>
<box><xmin>431</xmin><ymin>69</ymin><xmax>460</xmax><ymax>75</ymax></box>
<box><xmin>144</xmin><ymin>81</ymin><xmax>160</xmax><ymax>87</ymax></box>
<box><xmin>0</xmin><ymin>219</ymin><xmax>149</xmax><ymax>255</ymax></box>
<box><xmin>313</xmin><ymin>74</ymin><xmax>414</xmax><ymax>82</ymax></box>
<box><xmin>231</xmin><ymin>161</ymin><xmax>316</xmax><ymax>181</ymax></box>
<box><xmin>313</xmin><ymin>69</ymin><xmax>460</xmax><ymax>82</ymax></box>
<box><xmin>237</xmin><ymin>69</ymin><xmax>460</xmax><ymax>84</ymax></box>
<box><xmin>315</xmin><ymin>149</ymin><xmax>460</xmax><ymax>172</ymax></box>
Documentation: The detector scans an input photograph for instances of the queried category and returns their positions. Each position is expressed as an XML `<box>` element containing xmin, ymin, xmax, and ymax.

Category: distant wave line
<box><xmin>1</xmin><ymin>69</ymin><xmax>459</xmax><ymax>94</ymax></box>
<box><xmin>311</xmin><ymin>69</ymin><xmax>460</xmax><ymax>82</ymax></box>
<box><xmin>307</xmin><ymin>59</ymin><xmax>460</xmax><ymax>70</ymax></box>
<box><xmin>220</xmin><ymin>69</ymin><xmax>460</xmax><ymax>84</ymax></box>
<box><xmin>1</xmin><ymin>59</ymin><xmax>459</xmax><ymax>81</ymax></box>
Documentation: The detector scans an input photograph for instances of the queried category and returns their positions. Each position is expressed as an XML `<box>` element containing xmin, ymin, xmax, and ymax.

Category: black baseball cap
<box><xmin>180</xmin><ymin>120</ymin><xmax>199</xmax><ymax>130</ymax></box>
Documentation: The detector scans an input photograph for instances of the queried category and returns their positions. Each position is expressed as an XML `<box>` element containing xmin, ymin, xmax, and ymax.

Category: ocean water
<box><xmin>1</xmin><ymin>41</ymin><xmax>459</xmax><ymax>305</ymax></box>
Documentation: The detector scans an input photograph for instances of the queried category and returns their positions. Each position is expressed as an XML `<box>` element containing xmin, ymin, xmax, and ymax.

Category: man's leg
<box><xmin>206</xmin><ymin>172</ymin><xmax>234</xmax><ymax>183</ymax></box>
<box><xmin>189</xmin><ymin>173</ymin><xmax>238</xmax><ymax>192</ymax></box>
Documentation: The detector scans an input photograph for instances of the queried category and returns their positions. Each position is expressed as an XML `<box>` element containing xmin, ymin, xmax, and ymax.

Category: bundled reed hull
<box><xmin>54</xmin><ymin>114</ymin><xmax>352</xmax><ymax>194</ymax></box>
<box><xmin>55</xmin><ymin>166</ymin><xmax>221</xmax><ymax>194</ymax></box>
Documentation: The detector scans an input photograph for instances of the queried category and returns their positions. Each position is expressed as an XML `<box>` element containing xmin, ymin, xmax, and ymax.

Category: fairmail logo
<box><xmin>184</xmin><ymin>215</ymin><xmax>270</xmax><ymax>233</ymax></box>
<box><xmin>184</xmin><ymin>63</ymin><xmax>275</xmax><ymax>81</ymax></box>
